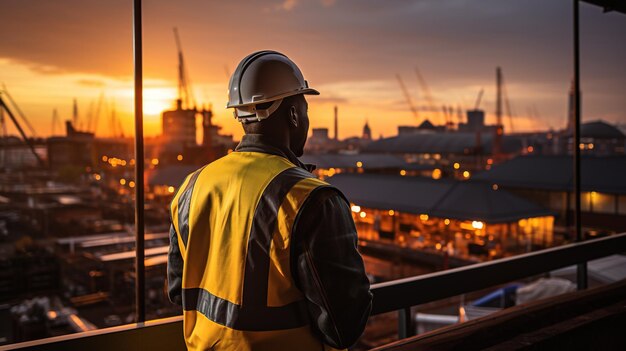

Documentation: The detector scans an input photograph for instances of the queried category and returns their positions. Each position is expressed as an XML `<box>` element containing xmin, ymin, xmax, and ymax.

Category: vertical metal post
<box><xmin>398</xmin><ymin>307</ymin><xmax>414</xmax><ymax>339</ymax></box>
<box><xmin>573</xmin><ymin>0</ymin><xmax>587</xmax><ymax>290</ymax></box>
<box><xmin>133</xmin><ymin>0</ymin><xmax>146</xmax><ymax>323</ymax></box>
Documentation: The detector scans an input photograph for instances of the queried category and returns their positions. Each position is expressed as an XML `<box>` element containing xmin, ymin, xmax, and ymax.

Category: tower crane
<box><xmin>395</xmin><ymin>74</ymin><xmax>419</xmax><ymax>120</ymax></box>
<box><xmin>173</xmin><ymin>27</ymin><xmax>196</xmax><ymax>110</ymax></box>
<box><xmin>474</xmin><ymin>88</ymin><xmax>484</xmax><ymax>110</ymax></box>
<box><xmin>2</xmin><ymin>84</ymin><xmax>37</xmax><ymax>137</ymax></box>
<box><xmin>0</xmin><ymin>90</ymin><xmax>44</xmax><ymax>166</ymax></box>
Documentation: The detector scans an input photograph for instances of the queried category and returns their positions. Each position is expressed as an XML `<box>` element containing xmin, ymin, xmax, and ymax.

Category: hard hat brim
<box><xmin>227</xmin><ymin>87</ymin><xmax>319</xmax><ymax>109</ymax></box>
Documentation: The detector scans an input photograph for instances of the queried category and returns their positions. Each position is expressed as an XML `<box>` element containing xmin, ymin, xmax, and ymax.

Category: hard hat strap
<box><xmin>234</xmin><ymin>98</ymin><xmax>283</xmax><ymax>123</ymax></box>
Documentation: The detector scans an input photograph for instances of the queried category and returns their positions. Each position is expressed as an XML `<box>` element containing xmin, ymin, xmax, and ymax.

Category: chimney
<box><xmin>334</xmin><ymin>105</ymin><xmax>338</xmax><ymax>141</ymax></box>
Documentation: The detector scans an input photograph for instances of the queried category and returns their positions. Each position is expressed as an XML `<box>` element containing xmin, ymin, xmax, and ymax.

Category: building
<box><xmin>300</xmin><ymin>153</ymin><xmax>436</xmax><ymax>179</ymax></box>
<box><xmin>364</xmin><ymin>132</ymin><xmax>524</xmax><ymax>172</ymax></box>
<box><xmin>474</xmin><ymin>155</ymin><xmax>626</xmax><ymax>234</ymax></box>
<box><xmin>327</xmin><ymin>173</ymin><xmax>555</xmax><ymax>259</ymax></box>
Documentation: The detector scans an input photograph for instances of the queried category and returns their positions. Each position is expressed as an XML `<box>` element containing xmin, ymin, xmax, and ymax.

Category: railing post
<box><xmin>398</xmin><ymin>307</ymin><xmax>414</xmax><ymax>340</ymax></box>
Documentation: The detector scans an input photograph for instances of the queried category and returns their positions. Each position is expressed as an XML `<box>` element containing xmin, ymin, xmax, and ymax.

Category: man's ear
<box><xmin>289</xmin><ymin>105</ymin><xmax>298</xmax><ymax>128</ymax></box>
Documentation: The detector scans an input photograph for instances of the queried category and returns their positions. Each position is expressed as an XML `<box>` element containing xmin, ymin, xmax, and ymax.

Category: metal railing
<box><xmin>369</xmin><ymin>232</ymin><xmax>626</xmax><ymax>339</ymax></box>
<box><xmin>4</xmin><ymin>232</ymin><xmax>625</xmax><ymax>350</ymax></box>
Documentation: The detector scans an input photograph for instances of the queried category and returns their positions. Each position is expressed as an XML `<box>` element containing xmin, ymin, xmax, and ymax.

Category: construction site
<box><xmin>1</xmin><ymin>0</ymin><xmax>626</xmax><ymax>349</ymax></box>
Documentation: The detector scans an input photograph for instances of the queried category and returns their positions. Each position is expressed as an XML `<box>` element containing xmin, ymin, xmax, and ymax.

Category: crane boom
<box><xmin>1</xmin><ymin>85</ymin><xmax>37</xmax><ymax>137</ymax></box>
<box><xmin>474</xmin><ymin>88</ymin><xmax>484</xmax><ymax>110</ymax></box>
<box><xmin>414</xmin><ymin>66</ymin><xmax>443</xmax><ymax>125</ymax></box>
<box><xmin>395</xmin><ymin>74</ymin><xmax>419</xmax><ymax>120</ymax></box>
<box><xmin>0</xmin><ymin>94</ymin><xmax>44</xmax><ymax>166</ymax></box>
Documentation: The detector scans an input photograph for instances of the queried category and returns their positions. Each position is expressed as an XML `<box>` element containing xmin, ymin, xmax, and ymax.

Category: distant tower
<box><xmin>72</xmin><ymin>98</ymin><xmax>78</xmax><ymax>127</ymax></box>
<box><xmin>362</xmin><ymin>120</ymin><xmax>372</xmax><ymax>140</ymax></box>
<box><xmin>202</xmin><ymin>104</ymin><xmax>213</xmax><ymax>147</ymax></box>
<box><xmin>493</xmin><ymin>67</ymin><xmax>504</xmax><ymax>161</ymax></box>
<box><xmin>566</xmin><ymin>79</ymin><xmax>577</xmax><ymax>132</ymax></box>
<box><xmin>334</xmin><ymin>105</ymin><xmax>338</xmax><ymax>141</ymax></box>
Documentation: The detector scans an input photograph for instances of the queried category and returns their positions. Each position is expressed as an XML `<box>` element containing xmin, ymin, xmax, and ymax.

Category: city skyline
<box><xmin>1</xmin><ymin>0</ymin><xmax>625</xmax><ymax>141</ymax></box>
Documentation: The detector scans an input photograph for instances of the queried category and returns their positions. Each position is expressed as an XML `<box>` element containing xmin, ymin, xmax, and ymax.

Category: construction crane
<box><xmin>173</xmin><ymin>27</ymin><xmax>195</xmax><ymax>110</ymax></box>
<box><xmin>2</xmin><ymin>84</ymin><xmax>37</xmax><ymax>137</ymax></box>
<box><xmin>414</xmin><ymin>66</ymin><xmax>443</xmax><ymax>125</ymax></box>
<box><xmin>395</xmin><ymin>74</ymin><xmax>420</xmax><ymax>120</ymax></box>
<box><xmin>474</xmin><ymin>88</ymin><xmax>484</xmax><ymax>110</ymax></box>
<box><xmin>0</xmin><ymin>91</ymin><xmax>44</xmax><ymax>166</ymax></box>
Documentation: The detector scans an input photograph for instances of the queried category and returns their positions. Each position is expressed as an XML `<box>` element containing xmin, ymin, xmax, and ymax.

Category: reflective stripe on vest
<box><xmin>171</xmin><ymin>153</ymin><xmax>328</xmax><ymax>332</ymax></box>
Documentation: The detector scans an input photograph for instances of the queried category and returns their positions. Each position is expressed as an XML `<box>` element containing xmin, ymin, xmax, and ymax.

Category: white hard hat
<box><xmin>226</xmin><ymin>50</ymin><xmax>319</xmax><ymax>123</ymax></box>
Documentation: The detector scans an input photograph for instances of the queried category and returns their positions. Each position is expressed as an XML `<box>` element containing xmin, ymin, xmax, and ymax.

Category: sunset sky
<box><xmin>1</xmin><ymin>0</ymin><xmax>625</xmax><ymax>141</ymax></box>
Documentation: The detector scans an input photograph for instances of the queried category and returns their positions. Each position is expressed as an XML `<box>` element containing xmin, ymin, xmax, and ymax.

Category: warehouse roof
<box><xmin>364</xmin><ymin>132</ymin><xmax>523</xmax><ymax>154</ymax></box>
<box><xmin>474</xmin><ymin>155</ymin><xmax>626</xmax><ymax>194</ymax></box>
<box><xmin>327</xmin><ymin>173</ymin><xmax>552</xmax><ymax>223</ymax></box>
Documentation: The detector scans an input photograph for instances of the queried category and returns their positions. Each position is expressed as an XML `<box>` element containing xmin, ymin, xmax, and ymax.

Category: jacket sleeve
<box><xmin>291</xmin><ymin>187</ymin><xmax>373</xmax><ymax>349</ymax></box>
<box><xmin>167</xmin><ymin>223</ymin><xmax>183</xmax><ymax>305</ymax></box>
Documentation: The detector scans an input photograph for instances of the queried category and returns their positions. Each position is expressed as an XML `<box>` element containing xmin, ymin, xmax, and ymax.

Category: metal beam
<box><xmin>573</xmin><ymin>0</ymin><xmax>587</xmax><ymax>291</ymax></box>
<box><xmin>132</xmin><ymin>0</ymin><xmax>146</xmax><ymax>323</ymax></box>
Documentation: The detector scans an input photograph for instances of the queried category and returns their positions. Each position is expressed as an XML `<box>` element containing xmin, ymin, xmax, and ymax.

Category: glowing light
<box><xmin>359</xmin><ymin>211</ymin><xmax>366</xmax><ymax>218</ymax></box>
<box><xmin>486</xmin><ymin>159</ymin><xmax>493</xmax><ymax>165</ymax></box>
<box><xmin>356</xmin><ymin>161</ymin><xmax>363</xmax><ymax>168</ymax></box>
<box><xmin>435</xmin><ymin>243</ymin><xmax>442</xmax><ymax>250</ymax></box>
<box><xmin>168</xmin><ymin>186</ymin><xmax>175</xmax><ymax>193</ymax></box>
<box><xmin>351</xmin><ymin>205</ymin><xmax>361</xmax><ymax>213</ymax></box>
<box><xmin>431</xmin><ymin>168</ymin><xmax>442</xmax><ymax>180</ymax></box>
<box><xmin>471</xmin><ymin>221</ymin><xmax>484</xmax><ymax>230</ymax></box>
<box><xmin>400</xmin><ymin>169</ymin><xmax>407</xmax><ymax>176</ymax></box>
<box><xmin>453</xmin><ymin>162</ymin><xmax>460</xmax><ymax>170</ymax></box>
<box><xmin>119</xmin><ymin>178</ymin><xmax>126</xmax><ymax>185</ymax></box>
<box><xmin>420</xmin><ymin>214</ymin><xmax>429</xmax><ymax>221</ymax></box>
<box><xmin>444</xmin><ymin>218</ymin><xmax>450</xmax><ymax>225</ymax></box>
<box><xmin>527</xmin><ymin>146</ymin><xmax>534</xmax><ymax>153</ymax></box>
<box><xmin>93</xmin><ymin>174</ymin><xmax>101</xmax><ymax>181</ymax></box>
<box><xmin>129</xmin><ymin>159</ymin><xmax>136</xmax><ymax>166</ymax></box>
<box><xmin>177</xmin><ymin>154</ymin><xmax>183</xmax><ymax>161</ymax></box>
<box><xmin>328</xmin><ymin>168</ymin><xmax>336</xmax><ymax>177</ymax></box>
<box><xmin>579</xmin><ymin>143</ymin><xmax>585</xmax><ymax>150</ymax></box>
<box><xmin>129</xmin><ymin>181</ymin><xmax>136</xmax><ymax>188</ymax></box>
<box><xmin>388</xmin><ymin>210</ymin><xmax>395</xmax><ymax>216</ymax></box>
<box><xmin>102</xmin><ymin>156</ymin><xmax>108</xmax><ymax>162</ymax></box>
<box><xmin>492</xmin><ymin>184</ymin><xmax>498</xmax><ymax>190</ymax></box>
<box><xmin>463</xmin><ymin>170</ymin><xmax>471</xmax><ymax>179</ymax></box>
<box><xmin>151</xmin><ymin>158</ymin><xmax>159</xmax><ymax>166</ymax></box>
<box><xmin>588</xmin><ymin>143</ymin><xmax>594</xmax><ymax>150</ymax></box>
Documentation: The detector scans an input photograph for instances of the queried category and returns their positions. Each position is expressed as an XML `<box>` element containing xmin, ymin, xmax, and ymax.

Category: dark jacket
<box><xmin>168</xmin><ymin>134</ymin><xmax>372</xmax><ymax>349</ymax></box>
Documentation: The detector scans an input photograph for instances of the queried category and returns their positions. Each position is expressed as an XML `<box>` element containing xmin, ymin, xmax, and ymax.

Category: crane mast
<box><xmin>173</xmin><ymin>27</ymin><xmax>194</xmax><ymax>110</ymax></box>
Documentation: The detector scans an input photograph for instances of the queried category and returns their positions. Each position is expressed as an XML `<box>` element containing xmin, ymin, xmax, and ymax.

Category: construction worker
<box><xmin>168</xmin><ymin>50</ymin><xmax>372</xmax><ymax>351</ymax></box>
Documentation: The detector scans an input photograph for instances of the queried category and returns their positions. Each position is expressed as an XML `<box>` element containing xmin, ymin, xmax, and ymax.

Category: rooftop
<box><xmin>474</xmin><ymin>155</ymin><xmax>626</xmax><ymax>194</ymax></box>
<box><xmin>327</xmin><ymin>173</ymin><xmax>553</xmax><ymax>223</ymax></box>
<box><xmin>364</xmin><ymin>132</ymin><xmax>523</xmax><ymax>154</ymax></box>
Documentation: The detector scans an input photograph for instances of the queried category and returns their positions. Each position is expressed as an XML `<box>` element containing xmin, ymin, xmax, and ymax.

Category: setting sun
<box><xmin>142</xmin><ymin>87</ymin><xmax>176</xmax><ymax>116</ymax></box>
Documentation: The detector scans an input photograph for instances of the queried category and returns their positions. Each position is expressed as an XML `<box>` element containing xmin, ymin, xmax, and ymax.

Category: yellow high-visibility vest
<box><xmin>171</xmin><ymin>151</ymin><xmax>343</xmax><ymax>351</ymax></box>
